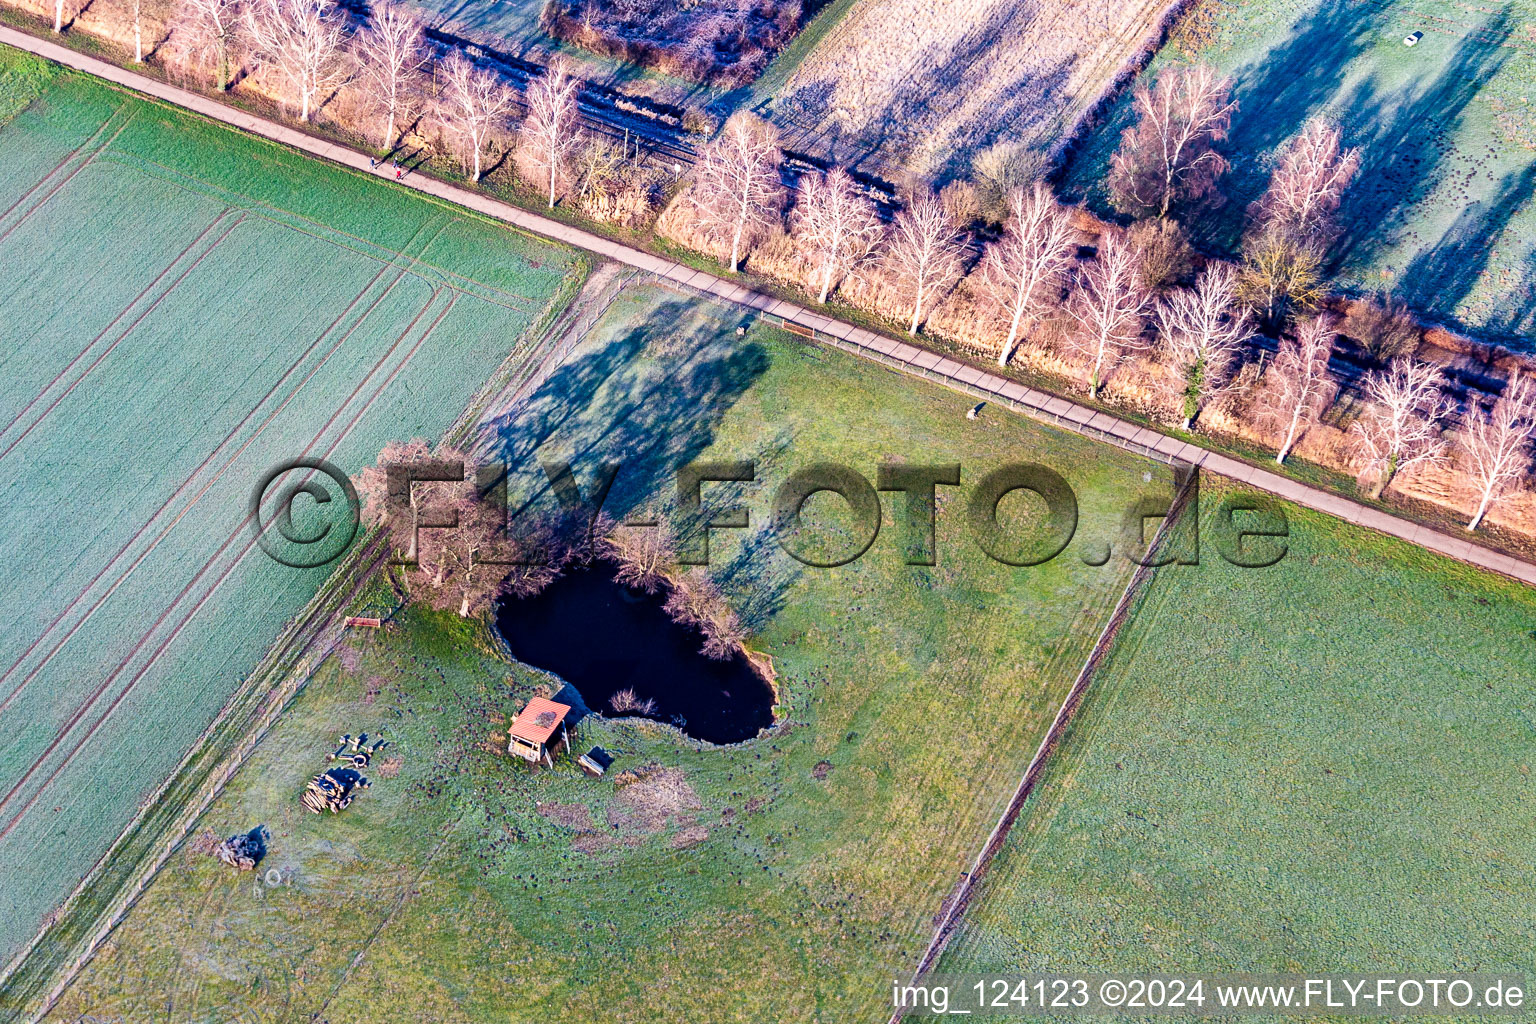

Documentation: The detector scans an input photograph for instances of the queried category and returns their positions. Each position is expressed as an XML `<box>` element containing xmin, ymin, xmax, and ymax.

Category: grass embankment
<box><xmin>44</xmin><ymin>281</ymin><xmax>1182</xmax><ymax>1022</ymax></box>
<box><xmin>941</xmin><ymin>478</ymin><xmax>1536</xmax><ymax>997</ymax></box>
<box><xmin>0</xmin><ymin>53</ymin><xmax>585</xmax><ymax>976</ymax></box>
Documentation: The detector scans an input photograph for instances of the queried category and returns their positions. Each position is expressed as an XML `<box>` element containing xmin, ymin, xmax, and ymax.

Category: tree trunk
<box><xmin>908</xmin><ymin>271</ymin><xmax>925</xmax><ymax>336</ymax></box>
<box><xmin>133</xmin><ymin>13</ymin><xmax>142</xmax><ymax>61</ymax></box>
<box><xmin>53</xmin><ymin>0</ymin><xmax>62</xmax><ymax>32</ymax></box>
<box><xmin>997</xmin><ymin>308</ymin><xmax>1023</xmax><ymax>367</ymax></box>
<box><xmin>729</xmin><ymin>220</ymin><xmax>744</xmax><ymax>273</ymax></box>
<box><xmin>1466</xmin><ymin>489</ymin><xmax>1492</xmax><ymax>531</ymax></box>
<box><xmin>1277</xmin><ymin>406</ymin><xmax>1304</xmax><ymax>464</ymax></box>
<box><xmin>818</xmin><ymin>261</ymin><xmax>833</xmax><ymax>304</ymax></box>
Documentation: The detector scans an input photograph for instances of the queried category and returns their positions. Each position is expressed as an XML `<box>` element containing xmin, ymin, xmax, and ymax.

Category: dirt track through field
<box><xmin>0</xmin><ymin>289</ymin><xmax>458</xmax><ymax>842</ymax></box>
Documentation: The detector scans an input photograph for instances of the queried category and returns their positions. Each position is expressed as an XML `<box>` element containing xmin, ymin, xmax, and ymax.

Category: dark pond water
<box><xmin>495</xmin><ymin>565</ymin><xmax>774</xmax><ymax>745</ymax></box>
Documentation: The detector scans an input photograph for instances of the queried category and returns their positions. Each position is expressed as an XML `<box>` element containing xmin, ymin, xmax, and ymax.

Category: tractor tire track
<box><xmin>0</xmin><ymin>206</ymin><xmax>235</xmax><ymax>441</ymax></box>
<box><xmin>0</xmin><ymin>291</ymin><xmax>458</xmax><ymax>843</ymax></box>
<box><xmin>0</xmin><ymin>209</ymin><xmax>246</xmax><ymax>464</ymax></box>
<box><xmin>0</xmin><ymin>107</ymin><xmax>134</xmax><ymax>246</ymax></box>
<box><xmin>0</xmin><ymin>102</ymin><xmax>128</xmax><ymax>225</ymax></box>
<box><xmin>0</xmin><ymin>216</ymin><xmax>450</xmax><ymax>721</ymax></box>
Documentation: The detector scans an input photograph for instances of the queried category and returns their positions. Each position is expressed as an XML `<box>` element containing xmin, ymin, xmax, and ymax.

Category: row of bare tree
<box><xmin>661</xmin><ymin>73</ymin><xmax>1534</xmax><ymax>531</ymax></box>
<box><xmin>126</xmin><ymin>0</ymin><xmax>1536</xmax><ymax>534</ymax></box>
<box><xmin>168</xmin><ymin>0</ymin><xmax>604</xmax><ymax>193</ymax></box>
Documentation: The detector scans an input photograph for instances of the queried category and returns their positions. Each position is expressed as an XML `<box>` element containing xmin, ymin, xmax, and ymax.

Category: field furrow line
<box><xmin>0</xmin><ymin>289</ymin><xmax>458</xmax><ymax>842</ymax></box>
<box><xmin>0</xmin><ymin>105</ymin><xmax>134</xmax><ymax>245</ymax></box>
<box><xmin>0</xmin><ymin>101</ymin><xmax>129</xmax><ymax>228</ymax></box>
<box><xmin>890</xmin><ymin>470</ymin><xmax>1198</xmax><ymax>1022</ymax></box>
<box><xmin>0</xmin><ymin>209</ymin><xmax>246</xmax><ymax>464</ymax></box>
<box><xmin>0</xmin><ymin>215</ymin><xmax>451</xmax><ymax>722</ymax></box>
<box><xmin>112</xmin><ymin>153</ymin><xmax>543</xmax><ymax>314</ymax></box>
<box><xmin>0</xmin><ymin>205</ymin><xmax>234</xmax><ymax>441</ymax></box>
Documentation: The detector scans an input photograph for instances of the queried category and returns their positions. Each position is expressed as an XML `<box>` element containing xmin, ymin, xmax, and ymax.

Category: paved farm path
<box><xmin>6</xmin><ymin>24</ymin><xmax>1536</xmax><ymax>588</ymax></box>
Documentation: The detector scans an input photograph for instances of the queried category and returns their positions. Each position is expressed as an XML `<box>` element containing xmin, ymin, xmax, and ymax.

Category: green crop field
<box><xmin>939</xmin><ymin>479</ymin><xmax>1536</xmax><ymax>995</ymax></box>
<box><xmin>37</xmin><ymin>280</ymin><xmax>1187</xmax><ymax>1022</ymax></box>
<box><xmin>1063</xmin><ymin>0</ymin><xmax>1536</xmax><ymax>347</ymax></box>
<box><xmin>0</xmin><ymin>46</ymin><xmax>586</xmax><ymax>969</ymax></box>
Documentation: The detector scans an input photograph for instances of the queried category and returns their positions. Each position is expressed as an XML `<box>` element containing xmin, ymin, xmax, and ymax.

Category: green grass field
<box><xmin>0</xmin><ymin>46</ymin><xmax>586</xmax><ymax>968</ymax></box>
<box><xmin>1063</xmin><ymin>0</ymin><xmax>1536</xmax><ymax>346</ymax></box>
<box><xmin>37</xmin><ymin>280</ymin><xmax>1184</xmax><ymax>1022</ymax></box>
<box><xmin>940</xmin><ymin>479</ymin><xmax>1536</xmax><ymax>997</ymax></box>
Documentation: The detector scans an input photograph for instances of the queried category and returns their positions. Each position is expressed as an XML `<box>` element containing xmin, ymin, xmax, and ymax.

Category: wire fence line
<box><xmin>888</xmin><ymin>469</ymin><xmax>1200</xmax><ymax>1024</ymax></box>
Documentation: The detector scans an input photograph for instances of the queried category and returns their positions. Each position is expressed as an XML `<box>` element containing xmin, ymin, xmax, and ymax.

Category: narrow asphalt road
<box><xmin>5</xmin><ymin>23</ymin><xmax>1535</xmax><ymax>587</ymax></box>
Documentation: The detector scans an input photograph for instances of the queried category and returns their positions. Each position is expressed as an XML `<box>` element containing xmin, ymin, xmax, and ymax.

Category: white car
<box><xmin>1404</xmin><ymin>30</ymin><xmax>1423</xmax><ymax>45</ymax></box>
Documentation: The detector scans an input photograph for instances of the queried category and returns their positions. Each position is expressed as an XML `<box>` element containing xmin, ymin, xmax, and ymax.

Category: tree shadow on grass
<box><xmin>484</xmin><ymin>298</ymin><xmax>773</xmax><ymax>530</ymax></box>
<box><xmin>1330</xmin><ymin>9</ymin><xmax>1515</xmax><ymax>275</ymax></box>
<box><xmin>771</xmin><ymin>0</ymin><xmax>1076</xmax><ymax>184</ymax></box>
<box><xmin>1193</xmin><ymin>0</ymin><xmax>1374</xmax><ymax>249</ymax></box>
<box><xmin>1398</xmin><ymin>161</ymin><xmax>1536</xmax><ymax>343</ymax></box>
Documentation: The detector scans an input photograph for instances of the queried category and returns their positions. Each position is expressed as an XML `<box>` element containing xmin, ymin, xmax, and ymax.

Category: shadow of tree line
<box><xmin>482</xmin><ymin>298</ymin><xmax>799</xmax><ymax>632</ymax></box>
<box><xmin>768</xmin><ymin>0</ymin><xmax>1076</xmax><ymax>184</ymax></box>
<box><xmin>1071</xmin><ymin>0</ymin><xmax>1536</xmax><ymax>347</ymax></box>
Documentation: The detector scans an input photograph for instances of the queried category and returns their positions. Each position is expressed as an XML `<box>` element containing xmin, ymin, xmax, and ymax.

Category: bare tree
<box><xmin>438</xmin><ymin>53</ymin><xmax>517</xmax><ymax>183</ymax></box>
<box><xmin>687</xmin><ymin>112</ymin><xmax>783</xmax><ymax>273</ymax></box>
<box><xmin>792</xmin><ymin>169</ymin><xmax>882</xmax><ymax>304</ymax></box>
<box><xmin>519</xmin><ymin>58</ymin><xmax>584</xmax><ymax>205</ymax></box>
<box><xmin>242</xmin><ymin>0</ymin><xmax>350</xmax><ymax>122</ymax></box>
<box><xmin>355</xmin><ymin>441</ymin><xmax>515</xmax><ymax>617</ymax></box>
<box><xmin>1156</xmin><ymin>263</ymin><xmax>1250</xmax><ymax>429</ymax></box>
<box><xmin>1254</xmin><ymin>117</ymin><xmax>1359</xmax><ymax>247</ymax></box>
<box><xmin>1352</xmin><ymin>358</ymin><xmax>1451</xmax><ymax>498</ymax></box>
<box><xmin>1237</xmin><ymin>227</ymin><xmax>1325</xmax><ymax>327</ymax></box>
<box><xmin>602</xmin><ymin>520</ymin><xmax>677</xmax><ymax>593</ymax></box>
<box><xmin>979</xmin><ymin>183</ymin><xmax>1077</xmax><ymax>367</ymax></box>
<box><xmin>1066</xmin><ymin>235</ymin><xmax>1151</xmax><ymax>397</ymax></box>
<box><xmin>665</xmin><ymin>570</ymin><xmax>747</xmax><ymax>660</ymax></box>
<box><xmin>174</xmin><ymin>0</ymin><xmax>241</xmax><ymax>90</ymax></box>
<box><xmin>885</xmin><ymin>191</ymin><xmax>963</xmax><ymax>336</ymax></box>
<box><xmin>1108</xmin><ymin>64</ymin><xmax>1236</xmax><ymax>220</ymax></box>
<box><xmin>355</xmin><ymin>3</ymin><xmax>428</xmax><ymax>150</ymax></box>
<box><xmin>1260</xmin><ymin>313</ymin><xmax>1338</xmax><ymax>465</ymax></box>
<box><xmin>1459</xmin><ymin>371</ymin><xmax>1536</xmax><ymax>530</ymax></box>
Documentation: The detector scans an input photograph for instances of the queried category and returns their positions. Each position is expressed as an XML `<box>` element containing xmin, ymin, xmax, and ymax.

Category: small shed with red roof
<box><xmin>508</xmin><ymin>696</ymin><xmax>573</xmax><ymax>765</ymax></box>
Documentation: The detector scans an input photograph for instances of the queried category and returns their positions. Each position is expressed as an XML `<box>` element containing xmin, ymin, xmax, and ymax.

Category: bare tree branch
<box><xmin>519</xmin><ymin>58</ymin><xmax>584</xmax><ymax>205</ymax></box>
<box><xmin>1156</xmin><ymin>262</ymin><xmax>1251</xmax><ymax>429</ymax></box>
<box><xmin>1255</xmin><ymin>116</ymin><xmax>1360</xmax><ymax>247</ymax></box>
<box><xmin>979</xmin><ymin>182</ymin><xmax>1077</xmax><ymax>366</ymax></box>
<box><xmin>1065</xmin><ymin>234</ymin><xmax>1151</xmax><ymax>396</ymax></box>
<box><xmin>242</xmin><ymin>0</ymin><xmax>350</xmax><ymax>122</ymax></box>
<box><xmin>355</xmin><ymin>3</ymin><xmax>429</xmax><ymax>150</ymax></box>
<box><xmin>1259</xmin><ymin>312</ymin><xmax>1337</xmax><ymax>464</ymax></box>
<box><xmin>792</xmin><ymin>169</ymin><xmax>883</xmax><ymax>305</ymax></box>
<box><xmin>1108</xmin><ymin>64</ymin><xmax>1236</xmax><ymax>220</ymax></box>
<box><xmin>687</xmin><ymin>111</ymin><xmax>783</xmax><ymax>273</ymax></box>
<box><xmin>173</xmin><ymin>0</ymin><xmax>241</xmax><ymax>90</ymax></box>
<box><xmin>1351</xmin><ymin>358</ymin><xmax>1451</xmax><ymax>498</ymax></box>
<box><xmin>885</xmin><ymin>190</ymin><xmax>964</xmax><ymax>336</ymax></box>
<box><xmin>1459</xmin><ymin>370</ymin><xmax>1536</xmax><ymax>530</ymax></box>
